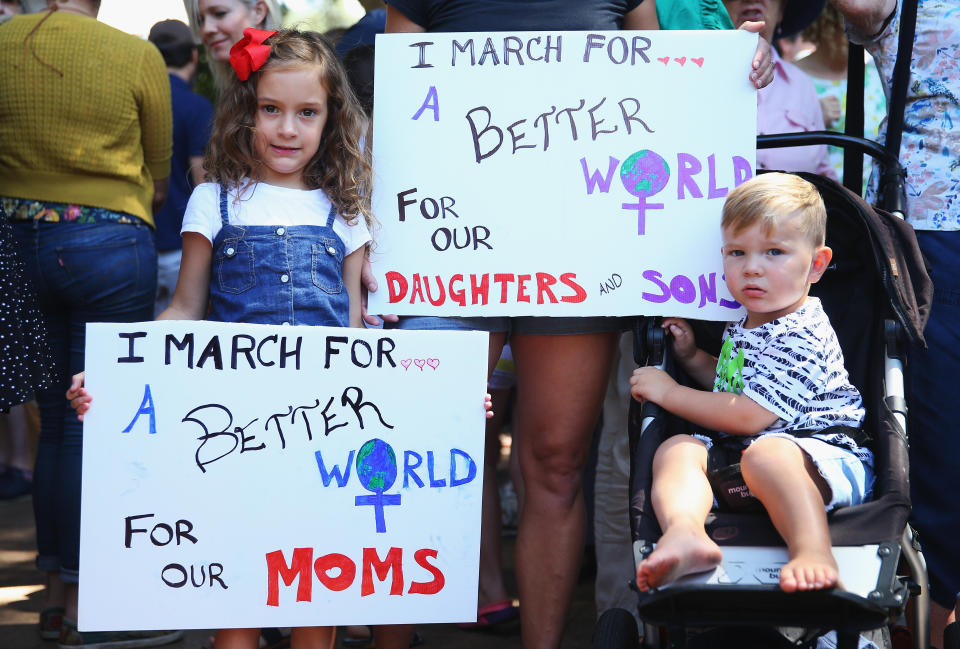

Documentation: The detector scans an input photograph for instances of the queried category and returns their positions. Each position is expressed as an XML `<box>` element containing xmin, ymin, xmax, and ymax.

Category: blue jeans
<box><xmin>12</xmin><ymin>220</ymin><xmax>156</xmax><ymax>582</ymax></box>
<box><xmin>908</xmin><ymin>230</ymin><xmax>960</xmax><ymax>608</ymax></box>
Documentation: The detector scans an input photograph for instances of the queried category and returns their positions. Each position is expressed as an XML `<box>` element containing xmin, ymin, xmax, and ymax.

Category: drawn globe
<box><xmin>356</xmin><ymin>438</ymin><xmax>397</xmax><ymax>492</ymax></box>
<box><xmin>620</xmin><ymin>149</ymin><xmax>670</xmax><ymax>198</ymax></box>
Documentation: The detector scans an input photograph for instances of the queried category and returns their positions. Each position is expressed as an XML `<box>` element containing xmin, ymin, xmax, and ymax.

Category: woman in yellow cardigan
<box><xmin>0</xmin><ymin>1</ymin><xmax>175</xmax><ymax>646</ymax></box>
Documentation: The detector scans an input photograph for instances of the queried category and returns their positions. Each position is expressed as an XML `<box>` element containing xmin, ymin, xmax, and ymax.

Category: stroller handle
<box><xmin>757</xmin><ymin>131</ymin><xmax>906</xmax><ymax>216</ymax></box>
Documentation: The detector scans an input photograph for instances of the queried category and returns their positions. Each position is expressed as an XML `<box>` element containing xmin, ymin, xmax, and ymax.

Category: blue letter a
<box><xmin>122</xmin><ymin>384</ymin><xmax>157</xmax><ymax>434</ymax></box>
<box><xmin>315</xmin><ymin>449</ymin><xmax>355</xmax><ymax>487</ymax></box>
<box><xmin>412</xmin><ymin>86</ymin><xmax>440</xmax><ymax>121</ymax></box>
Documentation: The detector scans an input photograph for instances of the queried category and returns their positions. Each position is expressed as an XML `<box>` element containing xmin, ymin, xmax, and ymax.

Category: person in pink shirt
<box><xmin>724</xmin><ymin>0</ymin><xmax>836</xmax><ymax>179</ymax></box>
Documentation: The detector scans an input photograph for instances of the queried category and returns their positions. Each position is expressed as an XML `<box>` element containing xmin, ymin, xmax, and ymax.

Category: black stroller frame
<box><xmin>592</xmin><ymin>131</ymin><xmax>934</xmax><ymax>649</ymax></box>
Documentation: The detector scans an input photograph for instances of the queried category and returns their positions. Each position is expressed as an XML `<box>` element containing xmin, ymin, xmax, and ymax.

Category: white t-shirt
<box><xmin>181</xmin><ymin>182</ymin><xmax>371</xmax><ymax>254</ymax></box>
<box><xmin>714</xmin><ymin>297</ymin><xmax>866</xmax><ymax>445</ymax></box>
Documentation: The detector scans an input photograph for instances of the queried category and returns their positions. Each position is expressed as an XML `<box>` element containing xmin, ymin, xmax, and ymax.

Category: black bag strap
<box><xmin>842</xmin><ymin>44</ymin><xmax>866</xmax><ymax>192</ymax></box>
<box><xmin>885</xmin><ymin>0</ymin><xmax>918</xmax><ymax>158</ymax></box>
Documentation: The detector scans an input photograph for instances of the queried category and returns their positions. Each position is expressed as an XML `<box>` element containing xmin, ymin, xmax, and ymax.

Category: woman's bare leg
<box><xmin>511</xmin><ymin>332</ymin><xmax>617</xmax><ymax>649</ymax></box>
<box><xmin>740</xmin><ymin>436</ymin><xmax>837</xmax><ymax>592</ymax></box>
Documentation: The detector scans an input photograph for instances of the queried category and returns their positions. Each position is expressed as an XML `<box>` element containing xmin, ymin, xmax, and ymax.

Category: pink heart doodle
<box><xmin>426</xmin><ymin>358</ymin><xmax>440</xmax><ymax>370</ymax></box>
<box><xmin>674</xmin><ymin>57</ymin><xmax>687</xmax><ymax>66</ymax></box>
<box><xmin>400</xmin><ymin>359</ymin><xmax>412</xmax><ymax>370</ymax></box>
<box><xmin>413</xmin><ymin>359</ymin><xmax>426</xmax><ymax>370</ymax></box>
<box><xmin>657</xmin><ymin>56</ymin><xmax>669</xmax><ymax>65</ymax></box>
<box><xmin>691</xmin><ymin>57</ymin><xmax>704</xmax><ymax>67</ymax></box>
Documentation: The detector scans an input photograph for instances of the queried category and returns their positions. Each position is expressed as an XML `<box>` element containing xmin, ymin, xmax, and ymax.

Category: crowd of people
<box><xmin>0</xmin><ymin>1</ymin><xmax>957</xmax><ymax>649</ymax></box>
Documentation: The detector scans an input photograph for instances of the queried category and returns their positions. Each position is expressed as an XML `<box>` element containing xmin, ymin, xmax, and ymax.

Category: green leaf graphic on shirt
<box><xmin>714</xmin><ymin>337</ymin><xmax>745</xmax><ymax>394</ymax></box>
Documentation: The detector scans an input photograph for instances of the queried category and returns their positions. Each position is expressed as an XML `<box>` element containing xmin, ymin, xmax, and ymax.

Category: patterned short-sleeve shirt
<box><xmin>847</xmin><ymin>0</ymin><xmax>960</xmax><ymax>231</ymax></box>
<box><xmin>715</xmin><ymin>298</ymin><xmax>866</xmax><ymax>441</ymax></box>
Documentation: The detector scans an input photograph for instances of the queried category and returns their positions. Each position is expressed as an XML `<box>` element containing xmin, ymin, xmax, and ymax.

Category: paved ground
<box><xmin>0</xmin><ymin>485</ymin><xmax>600</xmax><ymax>649</ymax></box>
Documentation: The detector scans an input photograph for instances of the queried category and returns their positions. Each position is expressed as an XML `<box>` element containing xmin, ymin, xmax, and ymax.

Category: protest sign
<box><xmin>78</xmin><ymin>322</ymin><xmax>488</xmax><ymax>630</ymax></box>
<box><xmin>370</xmin><ymin>30</ymin><xmax>757</xmax><ymax>319</ymax></box>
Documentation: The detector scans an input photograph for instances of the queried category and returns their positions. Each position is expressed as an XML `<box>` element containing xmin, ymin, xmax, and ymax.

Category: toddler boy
<box><xmin>630</xmin><ymin>173</ymin><xmax>873</xmax><ymax>593</ymax></box>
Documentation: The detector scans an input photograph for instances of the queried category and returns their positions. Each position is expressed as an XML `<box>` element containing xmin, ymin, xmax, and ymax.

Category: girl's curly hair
<box><xmin>205</xmin><ymin>29</ymin><xmax>373</xmax><ymax>231</ymax></box>
<box><xmin>802</xmin><ymin>5</ymin><xmax>848</xmax><ymax>61</ymax></box>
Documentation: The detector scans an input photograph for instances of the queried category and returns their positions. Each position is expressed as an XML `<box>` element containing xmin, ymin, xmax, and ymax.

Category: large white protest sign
<box><xmin>369</xmin><ymin>30</ymin><xmax>756</xmax><ymax>319</ymax></box>
<box><xmin>78</xmin><ymin>322</ymin><xmax>488</xmax><ymax>630</ymax></box>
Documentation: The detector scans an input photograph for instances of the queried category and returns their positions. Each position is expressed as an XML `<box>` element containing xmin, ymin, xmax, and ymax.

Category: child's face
<box><xmin>253</xmin><ymin>65</ymin><xmax>328</xmax><ymax>190</ymax></box>
<box><xmin>721</xmin><ymin>214</ymin><xmax>830</xmax><ymax>328</ymax></box>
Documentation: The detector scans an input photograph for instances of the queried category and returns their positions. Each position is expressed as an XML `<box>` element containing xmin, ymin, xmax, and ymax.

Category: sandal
<box><xmin>39</xmin><ymin>606</ymin><xmax>65</xmax><ymax>640</ymax></box>
<box><xmin>456</xmin><ymin>599</ymin><xmax>520</xmax><ymax>633</ymax></box>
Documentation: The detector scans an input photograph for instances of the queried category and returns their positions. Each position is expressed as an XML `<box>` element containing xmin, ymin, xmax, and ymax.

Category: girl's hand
<box><xmin>484</xmin><ymin>393</ymin><xmax>494</xmax><ymax>419</ymax></box>
<box><xmin>629</xmin><ymin>367</ymin><xmax>677</xmax><ymax>405</ymax></box>
<box><xmin>739</xmin><ymin>21</ymin><xmax>774</xmax><ymax>89</ymax></box>
<box><xmin>662</xmin><ymin>317</ymin><xmax>697</xmax><ymax>363</ymax></box>
<box><xmin>66</xmin><ymin>371</ymin><xmax>92</xmax><ymax>421</ymax></box>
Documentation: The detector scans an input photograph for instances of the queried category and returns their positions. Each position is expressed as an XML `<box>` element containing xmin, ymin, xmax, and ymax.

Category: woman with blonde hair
<box><xmin>183</xmin><ymin>0</ymin><xmax>282</xmax><ymax>86</ymax></box>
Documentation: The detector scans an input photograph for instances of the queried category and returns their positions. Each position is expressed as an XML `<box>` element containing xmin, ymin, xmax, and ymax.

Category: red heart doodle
<box><xmin>691</xmin><ymin>57</ymin><xmax>704</xmax><ymax>67</ymax></box>
<box><xmin>413</xmin><ymin>359</ymin><xmax>426</xmax><ymax>370</ymax></box>
<box><xmin>674</xmin><ymin>57</ymin><xmax>687</xmax><ymax>66</ymax></box>
<box><xmin>657</xmin><ymin>56</ymin><xmax>670</xmax><ymax>65</ymax></box>
<box><xmin>426</xmin><ymin>358</ymin><xmax>440</xmax><ymax>370</ymax></box>
<box><xmin>401</xmin><ymin>359</ymin><xmax>412</xmax><ymax>370</ymax></box>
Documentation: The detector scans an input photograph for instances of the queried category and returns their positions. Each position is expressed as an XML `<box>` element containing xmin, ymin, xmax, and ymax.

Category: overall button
<box><xmin>326</xmin><ymin>246</ymin><xmax>337</xmax><ymax>256</ymax></box>
<box><xmin>276</xmin><ymin>227</ymin><xmax>285</xmax><ymax>236</ymax></box>
<box><xmin>280</xmin><ymin>274</ymin><xmax>290</xmax><ymax>283</ymax></box>
<box><xmin>225</xmin><ymin>247</ymin><xmax>236</xmax><ymax>257</ymax></box>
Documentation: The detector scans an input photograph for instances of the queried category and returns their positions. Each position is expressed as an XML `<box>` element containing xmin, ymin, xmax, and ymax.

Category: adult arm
<box><xmin>623</xmin><ymin>0</ymin><xmax>660</xmax><ymax>30</ymax></box>
<box><xmin>137</xmin><ymin>42</ymin><xmax>173</xmax><ymax>185</ymax></box>
<box><xmin>385</xmin><ymin>5</ymin><xmax>427</xmax><ymax>33</ymax></box>
<box><xmin>152</xmin><ymin>178</ymin><xmax>169</xmax><ymax>215</ymax></box>
<box><xmin>829</xmin><ymin>0</ymin><xmax>897</xmax><ymax>38</ymax></box>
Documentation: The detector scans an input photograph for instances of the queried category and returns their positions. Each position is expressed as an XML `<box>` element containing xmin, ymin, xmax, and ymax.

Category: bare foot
<box><xmin>636</xmin><ymin>526</ymin><xmax>722</xmax><ymax>591</ymax></box>
<box><xmin>779</xmin><ymin>549</ymin><xmax>838</xmax><ymax>592</ymax></box>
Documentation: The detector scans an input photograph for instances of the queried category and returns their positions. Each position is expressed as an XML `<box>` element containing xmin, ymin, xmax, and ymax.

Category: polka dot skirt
<box><xmin>0</xmin><ymin>211</ymin><xmax>52</xmax><ymax>411</ymax></box>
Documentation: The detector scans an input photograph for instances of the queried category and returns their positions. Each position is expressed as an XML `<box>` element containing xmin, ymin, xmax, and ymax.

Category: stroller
<box><xmin>592</xmin><ymin>139</ymin><xmax>934</xmax><ymax>649</ymax></box>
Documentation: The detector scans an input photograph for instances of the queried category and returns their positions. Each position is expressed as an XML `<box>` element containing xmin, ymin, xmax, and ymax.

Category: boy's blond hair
<box><xmin>721</xmin><ymin>173</ymin><xmax>827</xmax><ymax>247</ymax></box>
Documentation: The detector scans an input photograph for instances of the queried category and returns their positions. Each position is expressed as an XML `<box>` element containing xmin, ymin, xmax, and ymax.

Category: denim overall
<box><xmin>208</xmin><ymin>184</ymin><xmax>349</xmax><ymax>326</ymax></box>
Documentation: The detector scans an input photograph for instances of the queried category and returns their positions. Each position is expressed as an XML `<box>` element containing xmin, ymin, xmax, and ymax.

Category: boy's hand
<box><xmin>630</xmin><ymin>367</ymin><xmax>677</xmax><ymax>405</ymax></box>
<box><xmin>66</xmin><ymin>371</ymin><xmax>91</xmax><ymax>421</ymax></box>
<box><xmin>662</xmin><ymin>318</ymin><xmax>697</xmax><ymax>363</ymax></box>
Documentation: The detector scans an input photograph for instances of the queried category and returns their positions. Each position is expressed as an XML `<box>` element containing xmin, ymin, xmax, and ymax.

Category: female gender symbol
<box><xmin>355</xmin><ymin>438</ymin><xmax>402</xmax><ymax>534</ymax></box>
<box><xmin>619</xmin><ymin>149</ymin><xmax>671</xmax><ymax>235</ymax></box>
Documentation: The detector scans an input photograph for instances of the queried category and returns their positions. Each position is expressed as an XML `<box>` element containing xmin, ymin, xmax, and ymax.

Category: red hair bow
<box><xmin>229</xmin><ymin>28</ymin><xmax>278</xmax><ymax>81</ymax></box>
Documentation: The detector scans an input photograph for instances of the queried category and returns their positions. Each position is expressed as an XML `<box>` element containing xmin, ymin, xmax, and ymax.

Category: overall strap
<box><xmin>325</xmin><ymin>199</ymin><xmax>337</xmax><ymax>228</ymax></box>
<box><xmin>218</xmin><ymin>183</ymin><xmax>230</xmax><ymax>226</ymax></box>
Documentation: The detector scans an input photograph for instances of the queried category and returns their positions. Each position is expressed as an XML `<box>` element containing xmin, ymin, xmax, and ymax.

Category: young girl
<box><xmin>69</xmin><ymin>27</ymin><xmax>371</xmax><ymax>649</ymax></box>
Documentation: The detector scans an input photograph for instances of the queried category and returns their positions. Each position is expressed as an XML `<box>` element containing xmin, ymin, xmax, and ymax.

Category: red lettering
<box><xmin>386</xmin><ymin>271</ymin><xmax>408</xmax><ymax>304</ymax></box>
<box><xmin>408</xmin><ymin>548</ymin><xmax>445</xmax><ymax>595</ymax></box>
<box><xmin>409</xmin><ymin>274</ymin><xmax>426</xmax><ymax>304</ymax></box>
<box><xmin>516</xmin><ymin>274</ymin><xmax>532</xmax><ymax>303</ymax></box>
<box><xmin>424</xmin><ymin>276</ymin><xmax>446</xmax><ymax>306</ymax></box>
<box><xmin>266</xmin><ymin>548</ymin><xmax>313</xmax><ymax>606</ymax></box>
<box><xmin>449</xmin><ymin>274</ymin><xmax>466</xmax><ymax>306</ymax></box>
<box><xmin>559</xmin><ymin>273</ymin><xmax>587</xmax><ymax>303</ymax></box>
<box><xmin>493</xmin><ymin>273</ymin><xmax>515</xmax><ymax>304</ymax></box>
<box><xmin>361</xmin><ymin>547</ymin><xmax>404</xmax><ymax>597</ymax></box>
<box><xmin>536</xmin><ymin>272</ymin><xmax>559</xmax><ymax>304</ymax></box>
<box><xmin>314</xmin><ymin>553</ymin><xmax>356</xmax><ymax>592</ymax></box>
<box><xmin>470</xmin><ymin>273</ymin><xmax>489</xmax><ymax>305</ymax></box>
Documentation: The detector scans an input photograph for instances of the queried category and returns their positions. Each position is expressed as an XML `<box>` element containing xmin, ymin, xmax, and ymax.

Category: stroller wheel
<box><xmin>594</xmin><ymin>608</ymin><xmax>641</xmax><ymax>649</ymax></box>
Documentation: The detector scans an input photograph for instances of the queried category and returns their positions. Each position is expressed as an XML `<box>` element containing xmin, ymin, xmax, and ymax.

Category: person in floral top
<box><xmin>833</xmin><ymin>1</ymin><xmax>960</xmax><ymax>646</ymax></box>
